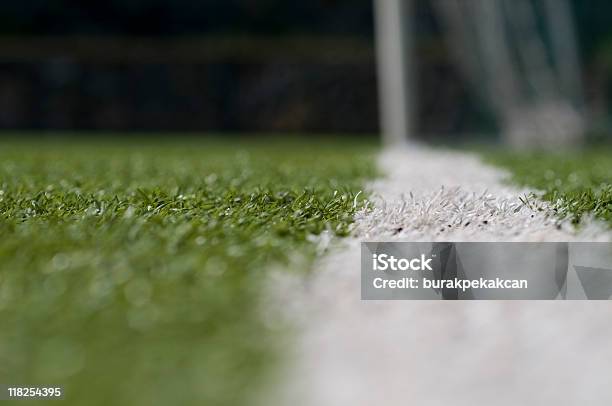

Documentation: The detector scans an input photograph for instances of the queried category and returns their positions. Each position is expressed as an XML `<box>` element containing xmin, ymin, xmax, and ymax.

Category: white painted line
<box><xmin>273</xmin><ymin>145</ymin><xmax>611</xmax><ymax>406</ymax></box>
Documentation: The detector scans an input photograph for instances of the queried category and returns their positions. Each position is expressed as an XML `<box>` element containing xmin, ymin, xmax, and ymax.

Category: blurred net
<box><xmin>433</xmin><ymin>0</ymin><xmax>584</xmax><ymax>147</ymax></box>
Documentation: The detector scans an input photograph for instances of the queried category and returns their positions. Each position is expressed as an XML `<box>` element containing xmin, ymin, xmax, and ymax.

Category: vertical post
<box><xmin>374</xmin><ymin>0</ymin><xmax>413</xmax><ymax>146</ymax></box>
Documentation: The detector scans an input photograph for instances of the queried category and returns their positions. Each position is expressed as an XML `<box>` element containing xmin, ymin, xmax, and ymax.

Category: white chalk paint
<box><xmin>273</xmin><ymin>145</ymin><xmax>611</xmax><ymax>406</ymax></box>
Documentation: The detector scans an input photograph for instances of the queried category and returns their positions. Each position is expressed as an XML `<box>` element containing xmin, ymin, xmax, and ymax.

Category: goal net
<box><xmin>375</xmin><ymin>0</ymin><xmax>585</xmax><ymax>148</ymax></box>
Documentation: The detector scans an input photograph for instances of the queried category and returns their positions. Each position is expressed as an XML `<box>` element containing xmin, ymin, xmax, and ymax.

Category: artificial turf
<box><xmin>2</xmin><ymin>137</ymin><xmax>608</xmax><ymax>404</ymax></box>
<box><xmin>0</xmin><ymin>136</ymin><xmax>375</xmax><ymax>406</ymax></box>
<box><xmin>483</xmin><ymin>147</ymin><xmax>612</xmax><ymax>227</ymax></box>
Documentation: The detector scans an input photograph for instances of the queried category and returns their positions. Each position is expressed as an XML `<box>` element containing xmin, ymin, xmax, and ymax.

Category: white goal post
<box><xmin>374</xmin><ymin>0</ymin><xmax>414</xmax><ymax>146</ymax></box>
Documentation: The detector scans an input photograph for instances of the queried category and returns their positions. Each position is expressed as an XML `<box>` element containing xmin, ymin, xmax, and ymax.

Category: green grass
<box><xmin>0</xmin><ymin>136</ymin><xmax>375</xmax><ymax>406</ymax></box>
<box><xmin>483</xmin><ymin>147</ymin><xmax>612</xmax><ymax>227</ymax></box>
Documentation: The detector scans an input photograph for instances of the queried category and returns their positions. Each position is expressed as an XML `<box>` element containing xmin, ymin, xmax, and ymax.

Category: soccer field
<box><xmin>485</xmin><ymin>148</ymin><xmax>612</xmax><ymax>227</ymax></box>
<box><xmin>0</xmin><ymin>136</ymin><xmax>374</xmax><ymax>406</ymax></box>
<box><xmin>0</xmin><ymin>136</ymin><xmax>610</xmax><ymax>405</ymax></box>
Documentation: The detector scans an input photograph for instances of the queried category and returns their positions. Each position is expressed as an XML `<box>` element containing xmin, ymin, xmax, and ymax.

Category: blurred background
<box><xmin>0</xmin><ymin>0</ymin><xmax>611</xmax><ymax>139</ymax></box>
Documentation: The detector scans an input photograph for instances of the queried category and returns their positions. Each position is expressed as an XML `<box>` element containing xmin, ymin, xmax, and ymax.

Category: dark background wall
<box><xmin>0</xmin><ymin>0</ymin><xmax>611</xmax><ymax>135</ymax></box>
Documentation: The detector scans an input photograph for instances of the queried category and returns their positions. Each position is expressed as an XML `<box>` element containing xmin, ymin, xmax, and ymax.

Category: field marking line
<box><xmin>271</xmin><ymin>145</ymin><xmax>611</xmax><ymax>406</ymax></box>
